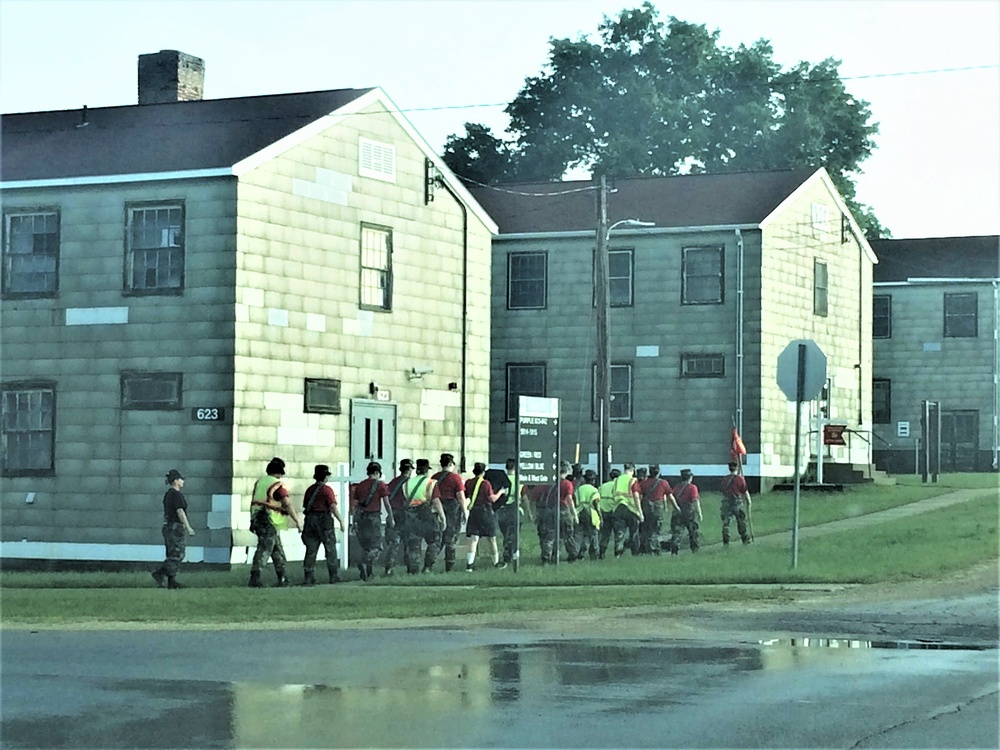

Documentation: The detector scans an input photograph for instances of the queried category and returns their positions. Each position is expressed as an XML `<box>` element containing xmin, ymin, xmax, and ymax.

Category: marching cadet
<box><xmin>638</xmin><ymin>464</ymin><xmax>679</xmax><ymax>554</ymax></box>
<box><xmin>529</xmin><ymin>461</ymin><xmax>578</xmax><ymax>564</ymax></box>
<box><xmin>668</xmin><ymin>468</ymin><xmax>703</xmax><ymax>554</ymax></box>
<box><xmin>403</xmin><ymin>458</ymin><xmax>446</xmax><ymax>574</ymax></box>
<box><xmin>596</xmin><ymin>468</ymin><xmax>621</xmax><ymax>559</ymax></box>
<box><xmin>151</xmin><ymin>468</ymin><xmax>195</xmax><ymax>589</ymax></box>
<box><xmin>720</xmin><ymin>461</ymin><xmax>753</xmax><ymax>546</ymax></box>
<box><xmin>301</xmin><ymin>464</ymin><xmax>345</xmax><ymax>586</ymax></box>
<box><xmin>351</xmin><ymin>461</ymin><xmax>390</xmax><ymax>581</ymax></box>
<box><xmin>574</xmin><ymin>470</ymin><xmax>602</xmax><ymax>561</ymax></box>
<box><xmin>249</xmin><ymin>457</ymin><xmax>303</xmax><ymax>588</ymax></box>
<box><xmin>382</xmin><ymin>459</ymin><xmax>413</xmax><ymax>576</ymax></box>
<box><xmin>463</xmin><ymin>462</ymin><xmax>506</xmax><ymax>571</ymax></box>
<box><xmin>611</xmin><ymin>462</ymin><xmax>643</xmax><ymax>558</ymax></box>
<box><xmin>486</xmin><ymin>458</ymin><xmax>521</xmax><ymax>569</ymax></box>
<box><xmin>431</xmin><ymin>453</ymin><xmax>467</xmax><ymax>572</ymax></box>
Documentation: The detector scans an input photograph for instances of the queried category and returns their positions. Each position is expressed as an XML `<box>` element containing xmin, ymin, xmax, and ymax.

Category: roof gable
<box><xmin>468</xmin><ymin>168</ymin><xmax>817</xmax><ymax>235</ymax></box>
<box><xmin>1</xmin><ymin>88</ymin><xmax>373</xmax><ymax>182</ymax></box>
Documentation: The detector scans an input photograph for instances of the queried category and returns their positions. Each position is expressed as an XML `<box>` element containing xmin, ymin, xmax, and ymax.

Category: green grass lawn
<box><xmin>2</xmin><ymin>484</ymin><xmax>995</xmax><ymax>627</ymax></box>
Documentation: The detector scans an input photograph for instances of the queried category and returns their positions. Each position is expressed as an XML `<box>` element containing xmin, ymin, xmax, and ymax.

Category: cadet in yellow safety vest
<box><xmin>574</xmin><ymin>469</ymin><xmax>602</xmax><ymax>561</ymax></box>
<box><xmin>596</xmin><ymin>468</ymin><xmax>621</xmax><ymax>560</ymax></box>
<box><xmin>612</xmin><ymin>462</ymin><xmax>643</xmax><ymax>558</ymax></box>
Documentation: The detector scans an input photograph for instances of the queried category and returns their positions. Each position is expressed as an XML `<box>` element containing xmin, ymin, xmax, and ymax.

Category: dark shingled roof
<box><xmin>1</xmin><ymin>88</ymin><xmax>374</xmax><ymax>182</ymax></box>
<box><xmin>468</xmin><ymin>168</ymin><xmax>818</xmax><ymax>234</ymax></box>
<box><xmin>870</xmin><ymin>236</ymin><xmax>1000</xmax><ymax>282</ymax></box>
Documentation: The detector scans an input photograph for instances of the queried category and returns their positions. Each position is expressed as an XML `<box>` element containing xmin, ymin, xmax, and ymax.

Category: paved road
<box><xmin>2</xmin><ymin>619</ymin><xmax>997</xmax><ymax>749</ymax></box>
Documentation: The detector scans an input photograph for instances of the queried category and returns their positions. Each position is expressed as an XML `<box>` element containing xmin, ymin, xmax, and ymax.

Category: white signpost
<box><xmin>777</xmin><ymin>339</ymin><xmax>828</xmax><ymax>569</ymax></box>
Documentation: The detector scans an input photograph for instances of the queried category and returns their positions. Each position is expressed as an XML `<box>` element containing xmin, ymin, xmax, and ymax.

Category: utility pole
<box><xmin>595</xmin><ymin>175</ymin><xmax>611</xmax><ymax>482</ymax></box>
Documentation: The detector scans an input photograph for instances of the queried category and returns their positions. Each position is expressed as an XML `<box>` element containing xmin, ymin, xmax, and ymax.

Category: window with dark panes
<box><xmin>944</xmin><ymin>292</ymin><xmax>977</xmax><ymax>338</ymax></box>
<box><xmin>305</xmin><ymin>378</ymin><xmax>342</xmax><ymax>414</ymax></box>
<box><xmin>507</xmin><ymin>252</ymin><xmax>546</xmax><ymax>309</ymax></box>
<box><xmin>814</xmin><ymin>260</ymin><xmax>829</xmax><ymax>316</ymax></box>
<box><xmin>681</xmin><ymin>246</ymin><xmax>723</xmax><ymax>304</ymax></box>
<box><xmin>2</xmin><ymin>211</ymin><xmax>59</xmax><ymax>297</ymax></box>
<box><xmin>681</xmin><ymin>353</ymin><xmax>725</xmax><ymax>378</ymax></box>
<box><xmin>360</xmin><ymin>224</ymin><xmax>392</xmax><ymax>310</ymax></box>
<box><xmin>609</xmin><ymin>249</ymin><xmax>634</xmax><ymax>307</ymax></box>
<box><xmin>592</xmin><ymin>363</ymin><xmax>633</xmax><ymax>421</ymax></box>
<box><xmin>873</xmin><ymin>294</ymin><xmax>891</xmax><ymax>338</ymax></box>
<box><xmin>126</xmin><ymin>204</ymin><xmax>183</xmax><ymax>293</ymax></box>
<box><xmin>505</xmin><ymin>363</ymin><xmax>546</xmax><ymax>421</ymax></box>
<box><xmin>121</xmin><ymin>372</ymin><xmax>182</xmax><ymax>410</ymax></box>
<box><xmin>1</xmin><ymin>384</ymin><xmax>55</xmax><ymax>475</ymax></box>
<box><xmin>872</xmin><ymin>379</ymin><xmax>891</xmax><ymax>424</ymax></box>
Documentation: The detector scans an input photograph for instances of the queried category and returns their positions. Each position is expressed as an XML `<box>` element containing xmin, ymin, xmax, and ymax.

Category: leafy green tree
<box><xmin>443</xmin><ymin>2</ymin><xmax>888</xmax><ymax>237</ymax></box>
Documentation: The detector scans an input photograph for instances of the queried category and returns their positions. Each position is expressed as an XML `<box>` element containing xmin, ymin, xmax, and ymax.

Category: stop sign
<box><xmin>777</xmin><ymin>339</ymin><xmax>827</xmax><ymax>401</ymax></box>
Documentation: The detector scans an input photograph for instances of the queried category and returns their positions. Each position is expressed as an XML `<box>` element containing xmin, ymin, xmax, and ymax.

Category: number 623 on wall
<box><xmin>191</xmin><ymin>407</ymin><xmax>226</xmax><ymax>422</ymax></box>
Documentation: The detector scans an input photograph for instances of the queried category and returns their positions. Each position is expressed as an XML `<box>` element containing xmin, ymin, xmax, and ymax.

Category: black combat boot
<box><xmin>276</xmin><ymin>574</ymin><xmax>291</xmax><ymax>587</ymax></box>
<box><xmin>151</xmin><ymin>568</ymin><xmax>167</xmax><ymax>588</ymax></box>
<box><xmin>248</xmin><ymin>571</ymin><xmax>263</xmax><ymax>588</ymax></box>
<box><xmin>167</xmin><ymin>577</ymin><xmax>184</xmax><ymax>589</ymax></box>
<box><xmin>303</xmin><ymin>571</ymin><xmax>316</xmax><ymax>586</ymax></box>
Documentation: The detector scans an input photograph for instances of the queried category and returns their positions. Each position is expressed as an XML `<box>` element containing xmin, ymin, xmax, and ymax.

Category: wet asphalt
<box><xmin>2</xmin><ymin>626</ymin><xmax>997</xmax><ymax>748</ymax></box>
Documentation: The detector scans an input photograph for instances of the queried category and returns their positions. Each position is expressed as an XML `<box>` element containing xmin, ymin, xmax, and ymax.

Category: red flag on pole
<box><xmin>730</xmin><ymin>427</ymin><xmax>746</xmax><ymax>460</ymax></box>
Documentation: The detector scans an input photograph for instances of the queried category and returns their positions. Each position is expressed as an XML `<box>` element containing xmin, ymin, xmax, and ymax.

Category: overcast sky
<box><xmin>2</xmin><ymin>0</ymin><xmax>998</xmax><ymax>239</ymax></box>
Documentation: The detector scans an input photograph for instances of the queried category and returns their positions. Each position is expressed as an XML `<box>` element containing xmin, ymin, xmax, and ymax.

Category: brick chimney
<box><xmin>138</xmin><ymin>50</ymin><xmax>205</xmax><ymax>105</ymax></box>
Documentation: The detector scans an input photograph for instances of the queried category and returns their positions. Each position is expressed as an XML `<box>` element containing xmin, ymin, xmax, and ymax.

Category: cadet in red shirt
<box><xmin>463</xmin><ymin>462</ymin><xmax>506</xmax><ymax>571</ymax></box>
<box><xmin>637</xmin><ymin>464</ymin><xmax>678</xmax><ymax>554</ymax></box>
<box><xmin>668</xmin><ymin>468</ymin><xmax>703</xmax><ymax>554</ymax></box>
<box><xmin>381</xmin><ymin>458</ymin><xmax>413</xmax><ymax>576</ymax></box>
<box><xmin>720</xmin><ymin>461</ymin><xmax>752</xmax><ymax>546</ymax></box>
<box><xmin>530</xmin><ymin>461</ymin><xmax>578</xmax><ymax>564</ymax></box>
<box><xmin>351</xmin><ymin>461</ymin><xmax>389</xmax><ymax>581</ymax></box>
<box><xmin>432</xmin><ymin>453</ymin><xmax>467</xmax><ymax>572</ymax></box>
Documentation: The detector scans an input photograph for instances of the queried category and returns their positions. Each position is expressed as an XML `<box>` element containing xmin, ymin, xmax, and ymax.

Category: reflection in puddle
<box><xmin>4</xmin><ymin>638</ymin><xmax>992</xmax><ymax>748</ymax></box>
<box><xmin>759</xmin><ymin>637</ymin><xmax>995</xmax><ymax>651</ymax></box>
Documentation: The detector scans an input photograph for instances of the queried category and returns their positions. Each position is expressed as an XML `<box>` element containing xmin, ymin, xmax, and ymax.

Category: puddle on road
<box><xmin>758</xmin><ymin>637</ymin><xmax>996</xmax><ymax>651</ymax></box>
<box><xmin>4</xmin><ymin>638</ymin><xmax>994</xmax><ymax>748</ymax></box>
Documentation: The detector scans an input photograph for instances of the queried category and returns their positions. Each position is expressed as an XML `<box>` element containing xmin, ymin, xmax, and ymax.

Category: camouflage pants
<box><xmin>612</xmin><ymin>505</ymin><xmax>641</xmax><ymax>557</ymax></box>
<box><xmin>382</xmin><ymin>510</ymin><xmax>406</xmax><ymax>572</ymax></box>
<box><xmin>161</xmin><ymin>522</ymin><xmax>187</xmax><ymax>577</ymax></box>
<box><xmin>404</xmin><ymin>507</ymin><xmax>443</xmax><ymax>573</ymax></box>
<box><xmin>536</xmin><ymin>507</ymin><xmax>579</xmax><ymax>564</ymax></box>
<box><xmin>669</xmin><ymin>505</ymin><xmax>700</xmax><ymax>553</ymax></box>
<box><xmin>639</xmin><ymin>501</ymin><xmax>667</xmax><ymax>554</ymax></box>
<box><xmin>252</xmin><ymin>519</ymin><xmax>287</xmax><ymax>577</ymax></box>
<box><xmin>440</xmin><ymin>498</ymin><xmax>463</xmax><ymax>570</ymax></box>
<box><xmin>721</xmin><ymin>497</ymin><xmax>750</xmax><ymax>544</ymax></box>
<box><xmin>576</xmin><ymin>515</ymin><xmax>599</xmax><ymax>560</ymax></box>
<box><xmin>302</xmin><ymin>512</ymin><xmax>339</xmax><ymax>580</ymax></box>
<box><xmin>356</xmin><ymin>512</ymin><xmax>384</xmax><ymax>570</ymax></box>
<box><xmin>496</xmin><ymin>504</ymin><xmax>518</xmax><ymax>563</ymax></box>
<box><xmin>598</xmin><ymin>510</ymin><xmax>616</xmax><ymax>558</ymax></box>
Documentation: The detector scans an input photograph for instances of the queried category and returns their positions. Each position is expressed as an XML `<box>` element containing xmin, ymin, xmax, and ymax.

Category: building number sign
<box><xmin>191</xmin><ymin>407</ymin><xmax>225</xmax><ymax>422</ymax></box>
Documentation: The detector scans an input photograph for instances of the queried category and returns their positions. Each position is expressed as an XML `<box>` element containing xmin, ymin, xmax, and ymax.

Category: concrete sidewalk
<box><xmin>743</xmin><ymin>487</ymin><xmax>995</xmax><ymax>546</ymax></box>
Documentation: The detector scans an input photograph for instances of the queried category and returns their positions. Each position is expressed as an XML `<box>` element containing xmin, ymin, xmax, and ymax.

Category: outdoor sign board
<box><xmin>516</xmin><ymin>396</ymin><xmax>560</xmax><ymax>483</ymax></box>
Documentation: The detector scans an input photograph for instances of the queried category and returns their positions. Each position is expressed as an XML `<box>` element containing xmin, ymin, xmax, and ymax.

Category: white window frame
<box><xmin>814</xmin><ymin>260</ymin><xmax>829</xmax><ymax>317</ymax></box>
<box><xmin>359</xmin><ymin>137</ymin><xmax>397</xmax><ymax>183</ymax></box>
<box><xmin>811</xmin><ymin>201</ymin><xmax>830</xmax><ymax>239</ymax></box>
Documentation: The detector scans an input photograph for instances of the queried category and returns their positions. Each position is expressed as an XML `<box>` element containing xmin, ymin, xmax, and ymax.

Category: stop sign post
<box><xmin>777</xmin><ymin>339</ymin><xmax>828</xmax><ymax>569</ymax></box>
